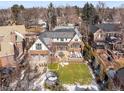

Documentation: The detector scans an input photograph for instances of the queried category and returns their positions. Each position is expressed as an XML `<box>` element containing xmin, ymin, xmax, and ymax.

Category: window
<box><xmin>36</xmin><ymin>43</ymin><xmax>42</xmax><ymax>50</ymax></box>
<box><xmin>61</xmin><ymin>38</ymin><xmax>64</xmax><ymax>41</ymax></box>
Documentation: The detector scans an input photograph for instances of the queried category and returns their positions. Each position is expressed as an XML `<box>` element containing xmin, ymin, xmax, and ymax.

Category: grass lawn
<box><xmin>48</xmin><ymin>63</ymin><xmax>92</xmax><ymax>85</ymax></box>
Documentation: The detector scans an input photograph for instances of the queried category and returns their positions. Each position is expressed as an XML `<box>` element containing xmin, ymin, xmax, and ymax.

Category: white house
<box><xmin>29</xmin><ymin>26</ymin><xmax>84</xmax><ymax>64</ymax></box>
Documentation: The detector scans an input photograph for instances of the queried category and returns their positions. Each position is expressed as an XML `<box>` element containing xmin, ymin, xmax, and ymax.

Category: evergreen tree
<box><xmin>11</xmin><ymin>4</ymin><xmax>25</xmax><ymax>23</ymax></box>
<box><xmin>47</xmin><ymin>3</ymin><xmax>57</xmax><ymax>30</ymax></box>
<box><xmin>81</xmin><ymin>2</ymin><xmax>96</xmax><ymax>24</ymax></box>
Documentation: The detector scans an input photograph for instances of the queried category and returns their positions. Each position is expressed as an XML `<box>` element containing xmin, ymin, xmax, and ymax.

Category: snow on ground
<box><xmin>64</xmin><ymin>82</ymin><xmax>99</xmax><ymax>91</ymax></box>
<box><xmin>60</xmin><ymin>62</ymin><xmax>69</xmax><ymax>67</ymax></box>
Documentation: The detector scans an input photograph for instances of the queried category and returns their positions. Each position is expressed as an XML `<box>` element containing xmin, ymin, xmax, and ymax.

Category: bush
<box><xmin>58</xmin><ymin>52</ymin><xmax>65</xmax><ymax>58</ymax></box>
<box><xmin>83</xmin><ymin>43</ymin><xmax>94</xmax><ymax>61</ymax></box>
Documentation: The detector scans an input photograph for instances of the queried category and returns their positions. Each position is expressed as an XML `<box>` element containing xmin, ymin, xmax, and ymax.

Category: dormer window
<box><xmin>61</xmin><ymin>38</ymin><xmax>64</xmax><ymax>41</ymax></box>
<box><xmin>36</xmin><ymin>43</ymin><xmax>42</xmax><ymax>50</ymax></box>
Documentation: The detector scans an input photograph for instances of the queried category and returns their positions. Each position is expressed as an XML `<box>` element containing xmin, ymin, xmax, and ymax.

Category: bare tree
<box><xmin>96</xmin><ymin>1</ymin><xmax>106</xmax><ymax>20</ymax></box>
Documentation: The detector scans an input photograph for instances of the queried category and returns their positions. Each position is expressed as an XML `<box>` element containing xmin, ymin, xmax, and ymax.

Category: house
<box><xmin>0</xmin><ymin>25</ymin><xmax>27</xmax><ymax>68</ymax></box>
<box><xmin>29</xmin><ymin>26</ymin><xmax>84</xmax><ymax>66</ymax></box>
<box><xmin>90</xmin><ymin>23</ymin><xmax>122</xmax><ymax>50</ymax></box>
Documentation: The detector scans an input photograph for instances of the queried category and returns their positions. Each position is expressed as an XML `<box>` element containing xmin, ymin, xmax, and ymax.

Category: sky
<box><xmin>0</xmin><ymin>1</ymin><xmax>124</xmax><ymax>9</ymax></box>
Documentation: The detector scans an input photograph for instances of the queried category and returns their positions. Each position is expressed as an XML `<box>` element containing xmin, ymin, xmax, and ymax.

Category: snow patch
<box><xmin>60</xmin><ymin>62</ymin><xmax>69</xmax><ymax>67</ymax></box>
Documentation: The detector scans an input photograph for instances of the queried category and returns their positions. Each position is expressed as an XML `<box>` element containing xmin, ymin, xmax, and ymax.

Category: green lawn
<box><xmin>48</xmin><ymin>63</ymin><xmax>92</xmax><ymax>85</ymax></box>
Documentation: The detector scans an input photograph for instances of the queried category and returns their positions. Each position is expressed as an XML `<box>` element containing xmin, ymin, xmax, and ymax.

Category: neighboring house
<box><xmin>29</xmin><ymin>26</ymin><xmax>84</xmax><ymax>64</ymax></box>
<box><xmin>26</xmin><ymin>19</ymin><xmax>47</xmax><ymax>32</ymax></box>
<box><xmin>0</xmin><ymin>25</ymin><xmax>27</xmax><ymax>68</ymax></box>
<box><xmin>38</xmin><ymin>19</ymin><xmax>47</xmax><ymax>28</ymax></box>
<box><xmin>90</xmin><ymin>23</ymin><xmax>122</xmax><ymax>50</ymax></box>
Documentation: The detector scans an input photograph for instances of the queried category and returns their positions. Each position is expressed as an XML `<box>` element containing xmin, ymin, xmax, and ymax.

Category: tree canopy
<box><xmin>81</xmin><ymin>2</ymin><xmax>97</xmax><ymax>25</ymax></box>
<box><xmin>47</xmin><ymin>3</ymin><xmax>57</xmax><ymax>30</ymax></box>
<box><xmin>11</xmin><ymin>4</ymin><xmax>25</xmax><ymax>22</ymax></box>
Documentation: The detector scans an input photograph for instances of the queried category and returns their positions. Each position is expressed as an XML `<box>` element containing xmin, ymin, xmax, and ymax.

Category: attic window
<box><xmin>61</xmin><ymin>38</ymin><xmax>64</xmax><ymax>41</ymax></box>
<box><xmin>36</xmin><ymin>43</ymin><xmax>42</xmax><ymax>50</ymax></box>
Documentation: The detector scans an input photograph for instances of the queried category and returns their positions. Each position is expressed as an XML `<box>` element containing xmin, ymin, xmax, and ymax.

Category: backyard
<box><xmin>48</xmin><ymin>63</ymin><xmax>92</xmax><ymax>85</ymax></box>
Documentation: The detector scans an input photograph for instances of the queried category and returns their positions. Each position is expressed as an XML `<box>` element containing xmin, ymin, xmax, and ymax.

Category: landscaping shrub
<box><xmin>58</xmin><ymin>52</ymin><xmax>65</xmax><ymax>58</ymax></box>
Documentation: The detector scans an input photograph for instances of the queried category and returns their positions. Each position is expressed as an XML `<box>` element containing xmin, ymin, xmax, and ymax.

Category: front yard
<box><xmin>48</xmin><ymin>63</ymin><xmax>92</xmax><ymax>85</ymax></box>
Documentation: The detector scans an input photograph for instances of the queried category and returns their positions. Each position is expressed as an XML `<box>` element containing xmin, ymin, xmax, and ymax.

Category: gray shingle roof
<box><xmin>38</xmin><ymin>27</ymin><xmax>76</xmax><ymax>49</ymax></box>
<box><xmin>96</xmin><ymin>23</ymin><xmax>121</xmax><ymax>32</ymax></box>
<box><xmin>89</xmin><ymin>25</ymin><xmax>99</xmax><ymax>33</ymax></box>
<box><xmin>39</xmin><ymin>28</ymin><xmax>76</xmax><ymax>39</ymax></box>
<box><xmin>90</xmin><ymin>23</ymin><xmax>121</xmax><ymax>33</ymax></box>
<box><xmin>116</xmin><ymin>67</ymin><xmax>124</xmax><ymax>85</ymax></box>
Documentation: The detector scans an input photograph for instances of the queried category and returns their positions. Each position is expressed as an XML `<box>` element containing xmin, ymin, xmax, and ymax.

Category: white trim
<box><xmin>29</xmin><ymin>38</ymin><xmax>49</xmax><ymax>51</ymax></box>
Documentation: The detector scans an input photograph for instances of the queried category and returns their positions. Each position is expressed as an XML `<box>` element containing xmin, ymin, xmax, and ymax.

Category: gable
<box><xmin>94</xmin><ymin>29</ymin><xmax>105</xmax><ymax>36</ymax></box>
<box><xmin>94</xmin><ymin>29</ymin><xmax>106</xmax><ymax>40</ymax></box>
<box><xmin>71</xmin><ymin>34</ymin><xmax>81</xmax><ymax>42</ymax></box>
<box><xmin>29</xmin><ymin>39</ymin><xmax>49</xmax><ymax>51</ymax></box>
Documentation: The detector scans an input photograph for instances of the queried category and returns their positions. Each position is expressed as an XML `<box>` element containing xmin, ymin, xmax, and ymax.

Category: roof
<box><xmin>37</xmin><ymin>27</ymin><xmax>83</xmax><ymax>51</ymax></box>
<box><xmin>90</xmin><ymin>23</ymin><xmax>121</xmax><ymax>33</ymax></box>
<box><xmin>0</xmin><ymin>25</ymin><xmax>27</xmax><ymax>35</ymax></box>
<box><xmin>0</xmin><ymin>57</ymin><xmax>16</xmax><ymax>68</ymax></box>
<box><xmin>39</xmin><ymin>27</ymin><xmax>76</xmax><ymax>46</ymax></box>
<box><xmin>116</xmin><ymin>67</ymin><xmax>124</xmax><ymax>85</ymax></box>
<box><xmin>96</xmin><ymin>23</ymin><xmax>121</xmax><ymax>32</ymax></box>
<box><xmin>89</xmin><ymin>25</ymin><xmax>99</xmax><ymax>33</ymax></box>
<box><xmin>39</xmin><ymin>29</ymin><xmax>75</xmax><ymax>39</ymax></box>
<box><xmin>0</xmin><ymin>25</ymin><xmax>26</xmax><ymax>57</ymax></box>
